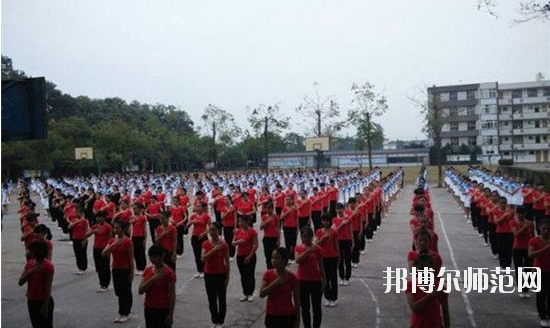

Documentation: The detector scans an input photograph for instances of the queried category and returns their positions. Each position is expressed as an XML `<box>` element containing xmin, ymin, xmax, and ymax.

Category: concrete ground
<box><xmin>1</xmin><ymin>186</ymin><xmax>542</xmax><ymax>328</ymax></box>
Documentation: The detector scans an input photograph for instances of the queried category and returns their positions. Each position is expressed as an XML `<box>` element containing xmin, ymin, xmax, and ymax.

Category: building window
<box><xmin>512</xmin><ymin>90</ymin><xmax>522</xmax><ymax>98</ymax></box>
<box><xmin>528</xmin><ymin>89</ymin><xmax>538</xmax><ymax>97</ymax></box>
<box><xmin>512</xmin><ymin>105</ymin><xmax>522</xmax><ymax>114</ymax></box>
<box><xmin>467</xmin><ymin>121</ymin><xmax>476</xmax><ymax>130</ymax></box>
<box><xmin>468</xmin><ymin>137</ymin><xmax>477</xmax><ymax>146</ymax></box>
<box><xmin>482</xmin><ymin>136</ymin><xmax>494</xmax><ymax>145</ymax></box>
<box><xmin>513</xmin><ymin>136</ymin><xmax>523</xmax><ymax>144</ymax></box>
<box><xmin>467</xmin><ymin>106</ymin><xmax>476</xmax><ymax>116</ymax></box>
<box><xmin>489</xmin><ymin>90</ymin><xmax>497</xmax><ymax>98</ymax></box>
<box><xmin>450</xmin><ymin>122</ymin><xmax>458</xmax><ymax>131</ymax></box>
<box><xmin>450</xmin><ymin>137</ymin><xmax>459</xmax><ymax>146</ymax></box>
<box><xmin>450</xmin><ymin>92</ymin><xmax>457</xmax><ymax>101</ymax></box>
<box><xmin>467</xmin><ymin>90</ymin><xmax>476</xmax><ymax>100</ymax></box>
<box><xmin>535</xmin><ymin>106</ymin><xmax>540</xmax><ymax>113</ymax></box>
<box><xmin>535</xmin><ymin>120</ymin><xmax>541</xmax><ymax>128</ymax></box>
<box><xmin>529</xmin><ymin>151</ymin><xmax>535</xmax><ymax>155</ymax></box>
<box><xmin>503</xmin><ymin>152</ymin><xmax>510</xmax><ymax>156</ymax></box>
<box><xmin>498</xmin><ymin>91</ymin><xmax>504</xmax><ymax>99</ymax></box>
<box><xmin>544</xmin><ymin>88</ymin><xmax>550</xmax><ymax>97</ymax></box>
<box><xmin>449</xmin><ymin>108</ymin><xmax>458</xmax><ymax>116</ymax></box>
<box><xmin>513</xmin><ymin>121</ymin><xmax>523</xmax><ymax>129</ymax></box>
<box><xmin>536</xmin><ymin>136</ymin><xmax>541</xmax><ymax>143</ymax></box>
<box><xmin>481</xmin><ymin>120</ymin><xmax>498</xmax><ymax>129</ymax></box>
<box><xmin>500</xmin><ymin>106</ymin><xmax>508</xmax><ymax>113</ymax></box>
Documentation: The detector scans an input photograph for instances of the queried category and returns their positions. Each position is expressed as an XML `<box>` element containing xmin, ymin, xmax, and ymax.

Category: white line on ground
<box><xmin>359</xmin><ymin>278</ymin><xmax>381</xmax><ymax>328</ymax></box>
<box><xmin>437</xmin><ymin>211</ymin><xmax>477</xmax><ymax>328</ymax></box>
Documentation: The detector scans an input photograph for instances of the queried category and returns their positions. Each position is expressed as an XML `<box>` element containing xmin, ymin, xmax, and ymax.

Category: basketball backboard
<box><xmin>305</xmin><ymin>137</ymin><xmax>330</xmax><ymax>151</ymax></box>
<box><xmin>75</xmin><ymin>147</ymin><xmax>93</xmax><ymax>160</ymax></box>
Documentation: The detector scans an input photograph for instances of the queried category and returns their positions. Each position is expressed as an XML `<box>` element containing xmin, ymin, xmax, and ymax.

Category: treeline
<box><xmin>1</xmin><ymin>56</ymin><xmax>384</xmax><ymax>178</ymax></box>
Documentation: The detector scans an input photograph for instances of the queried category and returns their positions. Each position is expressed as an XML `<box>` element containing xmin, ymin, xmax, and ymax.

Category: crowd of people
<box><xmin>445</xmin><ymin>166</ymin><xmax>550</xmax><ymax>327</ymax></box>
<box><xmin>14</xmin><ymin>167</ymin><xmax>405</xmax><ymax>328</ymax></box>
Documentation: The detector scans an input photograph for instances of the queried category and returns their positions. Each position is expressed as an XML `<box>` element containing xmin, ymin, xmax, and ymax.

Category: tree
<box><xmin>477</xmin><ymin>0</ymin><xmax>550</xmax><ymax>22</ymax></box>
<box><xmin>201</xmin><ymin>104</ymin><xmax>241</xmax><ymax>168</ymax></box>
<box><xmin>284</xmin><ymin>132</ymin><xmax>306</xmax><ymax>152</ymax></box>
<box><xmin>348</xmin><ymin>82</ymin><xmax>388</xmax><ymax>170</ymax></box>
<box><xmin>248</xmin><ymin>104</ymin><xmax>289</xmax><ymax>168</ymax></box>
<box><xmin>409</xmin><ymin>86</ymin><xmax>448</xmax><ymax>187</ymax></box>
<box><xmin>296</xmin><ymin>82</ymin><xmax>345</xmax><ymax>138</ymax></box>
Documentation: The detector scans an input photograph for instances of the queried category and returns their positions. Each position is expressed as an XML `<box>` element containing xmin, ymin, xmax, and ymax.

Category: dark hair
<box><xmin>336</xmin><ymin>202</ymin><xmax>344</xmax><ymax>209</ymax></box>
<box><xmin>274</xmin><ymin>247</ymin><xmax>289</xmax><ymax>266</ymax></box>
<box><xmin>301</xmin><ymin>226</ymin><xmax>313</xmax><ymax>237</ymax></box>
<box><xmin>28</xmin><ymin>240</ymin><xmax>48</xmax><ymax>261</ymax></box>
<box><xmin>148</xmin><ymin>244</ymin><xmax>164</xmax><ymax>258</ymax></box>
<box><xmin>413</xmin><ymin>204</ymin><xmax>425</xmax><ymax>213</ymax></box>
<box><xmin>539</xmin><ymin>218</ymin><xmax>550</xmax><ymax>228</ymax></box>
<box><xmin>348</xmin><ymin>197</ymin><xmax>357</xmax><ymax>204</ymax></box>
<box><xmin>114</xmin><ymin>221</ymin><xmax>130</xmax><ymax>233</ymax></box>
<box><xmin>321</xmin><ymin>212</ymin><xmax>332</xmax><ymax>222</ymax></box>
<box><xmin>414</xmin><ymin>253</ymin><xmax>434</xmax><ymax>268</ymax></box>
<box><xmin>34</xmin><ymin>224</ymin><xmax>52</xmax><ymax>240</ymax></box>
<box><xmin>211</xmin><ymin>221</ymin><xmax>222</xmax><ymax>232</ymax></box>
<box><xmin>415</xmin><ymin>227</ymin><xmax>432</xmax><ymax>242</ymax></box>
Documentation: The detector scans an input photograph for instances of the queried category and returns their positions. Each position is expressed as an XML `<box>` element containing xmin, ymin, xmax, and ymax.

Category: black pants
<box><xmin>72</xmin><ymin>239</ymin><xmax>88</xmax><ymax>271</ymax></box>
<box><xmin>534</xmin><ymin>209</ymin><xmax>546</xmax><ymax>234</ymax></box>
<box><xmin>523</xmin><ymin>203</ymin><xmax>534</xmax><ymax>221</ymax></box>
<box><xmin>263</xmin><ymin>237</ymin><xmax>278</xmax><ymax>269</ymax></box>
<box><xmin>300</xmin><ymin>280</ymin><xmax>323</xmax><ymax>328</ymax></box>
<box><xmin>338</xmin><ymin>240</ymin><xmax>352</xmax><ymax>280</ymax></box>
<box><xmin>28</xmin><ymin>297</ymin><xmax>54</xmax><ymax>328</ymax></box>
<box><xmin>311</xmin><ymin>211</ymin><xmax>322</xmax><ymax>231</ymax></box>
<box><xmin>237</xmin><ymin>254</ymin><xmax>256</xmax><ymax>296</ymax></box>
<box><xmin>323</xmin><ymin>257</ymin><xmax>338</xmax><ymax>301</ymax></box>
<box><xmin>223</xmin><ymin>226</ymin><xmax>235</xmax><ymax>257</ymax></box>
<box><xmin>496</xmin><ymin>232</ymin><xmax>513</xmax><ymax>268</ymax></box>
<box><xmin>275</xmin><ymin>207</ymin><xmax>283</xmax><ymax>216</ymax></box>
<box><xmin>112</xmin><ymin>268</ymin><xmax>132</xmax><ymax>316</ymax></box>
<box><xmin>204</xmin><ymin>273</ymin><xmax>227</xmax><ymax>325</ymax></box>
<box><xmin>329</xmin><ymin>201</ymin><xmax>337</xmax><ymax>218</ymax></box>
<box><xmin>215</xmin><ymin>210</ymin><xmax>222</xmax><ymax>224</ymax></box>
<box><xmin>94</xmin><ymin>247</ymin><xmax>111</xmax><ymax>288</ymax></box>
<box><xmin>512</xmin><ymin>248</ymin><xmax>533</xmax><ymax>293</ymax></box>
<box><xmin>537</xmin><ymin>272</ymin><xmax>550</xmax><ymax>320</ymax></box>
<box><xmin>479</xmin><ymin>216</ymin><xmax>489</xmax><ymax>243</ymax></box>
<box><xmin>162</xmin><ymin>247</ymin><xmax>176</xmax><ymax>272</ymax></box>
<box><xmin>365</xmin><ymin>214</ymin><xmax>375</xmax><ymax>240</ymax></box>
<box><xmin>470</xmin><ymin>204</ymin><xmax>479</xmax><ymax>229</ymax></box>
<box><xmin>488</xmin><ymin>222</ymin><xmax>498</xmax><ymax>255</ymax></box>
<box><xmin>265</xmin><ymin>314</ymin><xmax>296</xmax><ymax>328</ymax></box>
<box><xmin>375</xmin><ymin>207</ymin><xmax>382</xmax><ymax>228</ymax></box>
<box><xmin>351</xmin><ymin>231</ymin><xmax>361</xmax><ymax>264</ymax></box>
<box><xmin>191</xmin><ymin>235</ymin><xmax>207</xmax><ymax>273</ymax></box>
<box><xmin>148</xmin><ymin>219</ymin><xmax>160</xmax><ymax>244</ymax></box>
<box><xmin>144</xmin><ymin>307</ymin><xmax>169</xmax><ymax>328</ymax></box>
<box><xmin>298</xmin><ymin>217</ymin><xmax>310</xmax><ymax>231</ymax></box>
<box><xmin>283</xmin><ymin>227</ymin><xmax>297</xmax><ymax>261</ymax></box>
<box><xmin>176</xmin><ymin>225</ymin><xmax>185</xmax><ymax>255</ymax></box>
<box><xmin>132</xmin><ymin>236</ymin><xmax>146</xmax><ymax>271</ymax></box>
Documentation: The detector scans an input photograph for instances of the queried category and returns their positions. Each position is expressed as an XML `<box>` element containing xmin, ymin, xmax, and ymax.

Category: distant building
<box><xmin>383</xmin><ymin>139</ymin><xmax>397</xmax><ymax>150</ymax></box>
<box><xmin>428</xmin><ymin>80</ymin><xmax>550</xmax><ymax>164</ymax></box>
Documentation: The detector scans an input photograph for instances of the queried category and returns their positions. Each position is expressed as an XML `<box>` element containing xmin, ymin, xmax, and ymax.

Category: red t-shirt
<box><xmin>318</xmin><ymin>190</ymin><xmax>329</xmax><ymax>208</ymax></box>
<box><xmin>273</xmin><ymin>191</ymin><xmax>285</xmax><ymax>209</ymax></box>
<box><xmin>156</xmin><ymin>225</ymin><xmax>177</xmax><ymax>252</ymax></box>
<box><xmin>72</xmin><ymin>219</ymin><xmax>89</xmax><ymax>240</ymax></box>
<box><xmin>285</xmin><ymin>189</ymin><xmax>297</xmax><ymax>202</ymax></box>
<box><xmin>231</xmin><ymin>194</ymin><xmax>242</xmax><ymax>210</ymax></box>
<box><xmin>93</xmin><ymin>199</ymin><xmax>106</xmax><ymax>213</ymax></box>
<box><xmin>142</xmin><ymin>266</ymin><xmax>176</xmax><ymax>309</ymax></box>
<box><xmin>238</xmin><ymin>200</ymin><xmax>255</xmax><ymax>215</ymax></box>
<box><xmin>202</xmin><ymin>240</ymin><xmax>229</xmax><ymax>274</ymax></box>
<box><xmin>131</xmin><ymin>215</ymin><xmax>147</xmax><ymax>237</ymax></box>
<box><xmin>522</xmin><ymin>188</ymin><xmax>534</xmax><ymax>204</ymax></box>
<box><xmin>315</xmin><ymin>228</ymin><xmax>338</xmax><ymax>258</ymax></box>
<box><xmin>116</xmin><ymin>209</ymin><xmax>132</xmax><ymax>223</ymax></box>
<box><xmin>295</xmin><ymin>244</ymin><xmax>323</xmax><ymax>281</ymax></box>
<box><xmin>345</xmin><ymin>208</ymin><xmax>362</xmax><ymax>232</ymax></box>
<box><xmin>545</xmin><ymin>193</ymin><xmax>550</xmax><ymax>215</ymax></box>
<box><xmin>24</xmin><ymin>259</ymin><xmax>54</xmax><ymax>301</ymax></box>
<box><xmin>247</xmin><ymin>188</ymin><xmax>257</xmax><ymax>203</ymax></box>
<box><xmin>178</xmin><ymin>195</ymin><xmax>189</xmax><ymax>210</ymax></box>
<box><xmin>310</xmin><ymin>195</ymin><xmax>322</xmax><ymax>212</ymax></box>
<box><xmin>328</xmin><ymin>187</ymin><xmax>339</xmax><ymax>201</ymax></box>
<box><xmin>528</xmin><ymin>237</ymin><xmax>550</xmax><ymax>272</ymax></box>
<box><xmin>406</xmin><ymin>279</ymin><xmax>447</xmax><ymax>328</ymax></box>
<box><xmin>92</xmin><ymin>223</ymin><xmax>113</xmax><ymax>248</ymax></box>
<box><xmin>108</xmin><ymin>237</ymin><xmax>133</xmax><ymax>269</ymax></box>
<box><xmin>261</xmin><ymin>213</ymin><xmax>280</xmax><ymax>238</ymax></box>
<box><xmin>155</xmin><ymin>193</ymin><xmax>166</xmax><ymax>203</ymax></box>
<box><xmin>282</xmin><ymin>207</ymin><xmax>298</xmax><ymax>228</ymax></box>
<box><xmin>333</xmin><ymin>216</ymin><xmax>352</xmax><ymax>241</ymax></box>
<box><xmin>214</xmin><ymin>195</ymin><xmax>227</xmax><ymax>212</ymax></box>
<box><xmin>170</xmin><ymin>206</ymin><xmax>186</xmax><ymax>224</ymax></box>
<box><xmin>104</xmin><ymin>202</ymin><xmax>116</xmax><ymax>220</ymax></box>
<box><xmin>263</xmin><ymin>269</ymin><xmax>298</xmax><ymax>316</ymax></box>
<box><xmin>297</xmin><ymin>198</ymin><xmax>311</xmax><ymax>218</ymax></box>
<box><xmin>234</xmin><ymin>228</ymin><xmax>258</xmax><ymax>256</ymax></box>
<box><xmin>510</xmin><ymin>220</ymin><xmax>534</xmax><ymax>249</ymax></box>
<box><xmin>407</xmin><ymin>250</ymin><xmax>443</xmax><ymax>273</ymax></box>
<box><xmin>190</xmin><ymin>213</ymin><xmax>210</xmax><ymax>236</ymax></box>
<box><xmin>222</xmin><ymin>207</ymin><xmax>237</xmax><ymax>228</ymax></box>
<box><xmin>532</xmin><ymin>191</ymin><xmax>545</xmax><ymax>211</ymax></box>
<box><xmin>147</xmin><ymin>203</ymin><xmax>163</xmax><ymax>220</ymax></box>
<box><xmin>493</xmin><ymin>208</ymin><xmax>513</xmax><ymax>233</ymax></box>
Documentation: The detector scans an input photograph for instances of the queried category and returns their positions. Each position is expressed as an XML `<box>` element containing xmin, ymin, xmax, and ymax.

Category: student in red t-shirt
<box><xmin>169</xmin><ymin>197</ymin><xmax>187</xmax><ymax>258</ymax></box>
<box><xmin>18</xmin><ymin>240</ymin><xmax>55</xmax><ymax>328</ymax></box>
<box><xmin>297</xmin><ymin>190</ymin><xmax>312</xmax><ymax>231</ymax></box>
<box><xmin>69</xmin><ymin>206</ymin><xmax>89</xmax><ymax>275</ymax></box>
<box><xmin>522</xmin><ymin>182</ymin><xmax>535</xmax><ymax>221</ymax></box>
<box><xmin>295</xmin><ymin>226</ymin><xmax>325</xmax><ymax>328</ymax></box>
<box><xmin>233</xmin><ymin>216</ymin><xmax>258</xmax><ymax>302</ymax></box>
<box><xmin>114</xmin><ymin>200</ymin><xmax>132</xmax><ymax>223</ymax></box>
<box><xmin>273</xmin><ymin>185</ymin><xmax>286</xmax><ymax>217</ymax></box>
<box><xmin>130</xmin><ymin>203</ymin><xmax>148</xmax><ymax>274</ymax></box>
<box><xmin>333</xmin><ymin>203</ymin><xmax>354</xmax><ymax>285</ymax></box>
<box><xmin>102</xmin><ymin>221</ymin><xmax>134</xmax><ymax>323</ymax></box>
<box><xmin>155</xmin><ymin>212</ymin><xmax>177</xmax><ymax>272</ymax></box>
<box><xmin>528</xmin><ymin>218</ymin><xmax>550</xmax><ymax>326</ymax></box>
<box><xmin>494</xmin><ymin>197</ymin><xmax>515</xmax><ymax>268</ymax></box>
<box><xmin>408</xmin><ymin>228</ymin><xmax>443</xmax><ymax>274</ymax></box>
<box><xmin>258</xmin><ymin>186</ymin><xmax>272</xmax><ymax>217</ymax></box>
<box><xmin>405</xmin><ymin>253</ymin><xmax>450</xmax><ymax>328</ymax></box>
<box><xmin>222</xmin><ymin>195</ymin><xmax>238</xmax><ymax>259</ymax></box>
<box><xmin>510</xmin><ymin>210</ymin><xmax>534</xmax><ymax>298</ymax></box>
<box><xmin>310</xmin><ymin>187</ymin><xmax>323</xmax><ymax>231</ymax></box>
<box><xmin>188</xmin><ymin>203</ymin><xmax>211</xmax><ymax>278</ymax></box>
<box><xmin>260</xmin><ymin>247</ymin><xmax>300</xmax><ymax>328</ymax></box>
<box><xmin>261</xmin><ymin>202</ymin><xmax>281</xmax><ymax>270</ymax></box>
<box><xmin>328</xmin><ymin>179</ymin><xmax>339</xmax><ymax>218</ymax></box>
<box><xmin>138</xmin><ymin>245</ymin><xmax>176</xmax><ymax>328</ymax></box>
<box><xmin>87</xmin><ymin>212</ymin><xmax>113</xmax><ymax>292</ymax></box>
<box><xmin>201</xmin><ymin>222</ymin><xmax>230</xmax><ymax>327</ymax></box>
<box><xmin>315</xmin><ymin>212</ymin><xmax>339</xmax><ymax>307</ymax></box>
<box><xmin>238</xmin><ymin>192</ymin><xmax>256</xmax><ymax>224</ymax></box>
<box><xmin>282</xmin><ymin>196</ymin><xmax>298</xmax><ymax>263</ymax></box>
<box><xmin>146</xmin><ymin>197</ymin><xmax>163</xmax><ymax>244</ymax></box>
<box><xmin>32</xmin><ymin>224</ymin><xmax>53</xmax><ymax>261</ymax></box>
<box><xmin>533</xmin><ymin>184</ymin><xmax>547</xmax><ymax>234</ymax></box>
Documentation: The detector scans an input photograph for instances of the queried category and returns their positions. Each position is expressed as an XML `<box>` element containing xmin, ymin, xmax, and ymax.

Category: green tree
<box><xmin>248</xmin><ymin>104</ymin><xmax>289</xmax><ymax>168</ymax></box>
<box><xmin>201</xmin><ymin>104</ymin><xmax>241</xmax><ymax>168</ymax></box>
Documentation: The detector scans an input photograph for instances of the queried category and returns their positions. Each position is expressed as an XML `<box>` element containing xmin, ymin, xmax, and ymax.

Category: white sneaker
<box><xmin>352</xmin><ymin>263</ymin><xmax>359</xmax><ymax>268</ymax></box>
<box><xmin>199</xmin><ymin>273</ymin><xmax>205</xmax><ymax>278</ymax></box>
<box><xmin>194</xmin><ymin>272</ymin><xmax>201</xmax><ymax>278</ymax></box>
<box><xmin>135</xmin><ymin>271</ymin><xmax>143</xmax><ymax>276</ymax></box>
<box><xmin>75</xmin><ymin>270</ymin><xmax>86</xmax><ymax>275</ymax></box>
<box><xmin>519</xmin><ymin>292</ymin><xmax>525</xmax><ymax>298</ymax></box>
<box><xmin>360</xmin><ymin>251</ymin><xmax>365</xmax><ymax>255</ymax></box>
<box><xmin>114</xmin><ymin>316</ymin><xmax>122</xmax><ymax>323</ymax></box>
<box><xmin>339</xmin><ymin>280</ymin><xmax>345</xmax><ymax>286</ymax></box>
<box><xmin>289</xmin><ymin>260</ymin><xmax>296</xmax><ymax>264</ymax></box>
<box><xmin>324</xmin><ymin>300</ymin><xmax>331</xmax><ymax>307</ymax></box>
<box><xmin>329</xmin><ymin>300</ymin><xmax>337</xmax><ymax>307</ymax></box>
<box><xmin>478</xmin><ymin>234</ymin><xmax>483</xmax><ymax>238</ymax></box>
<box><xmin>540</xmin><ymin>320</ymin><xmax>549</xmax><ymax>327</ymax></box>
<box><xmin>229</xmin><ymin>257</ymin><xmax>234</xmax><ymax>262</ymax></box>
<box><xmin>343</xmin><ymin>280</ymin><xmax>350</xmax><ymax>286</ymax></box>
<box><xmin>524</xmin><ymin>292</ymin><xmax>531</xmax><ymax>298</ymax></box>
<box><xmin>367</xmin><ymin>240</ymin><xmax>373</xmax><ymax>243</ymax></box>
<box><xmin>118</xmin><ymin>315</ymin><xmax>129</xmax><ymax>323</ymax></box>
<box><xmin>247</xmin><ymin>295</ymin><xmax>254</xmax><ymax>302</ymax></box>
<box><xmin>177</xmin><ymin>255</ymin><xmax>183</xmax><ymax>259</ymax></box>
<box><xmin>483</xmin><ymin>243</ymin><xmax>489</xmax><ymax>247</ymax></box>
<box><xmin>239</xmin><ymin>295</ymin><xmax>248</xmax><ymax>302</ymax></box>
<box><xmin>97</xmin><ymin>287</ymin><xmax>108</xmax><ymax>293</ymax></box>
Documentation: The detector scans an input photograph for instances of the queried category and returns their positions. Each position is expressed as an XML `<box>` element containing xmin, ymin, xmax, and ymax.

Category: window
<box><xmin>467</xmin><ymin>106</ymin><xmax>476</xmax><ymax>116</ymax></box>
<box><xmin>535</xmin><ymin>106</ymin><xmax>540</xmax><ymax>113</ymax></box>
<box><xmin>544</xmin><ymin>88</ymin><xmax>550</xmax><ymax>97</ymax></box>
<box><xmin>450</xmin><ymin>92</ymin><xmax>457</xmax><ymax>101</ymax></box>
<box><xmin>513</xmin><ymin>136</ymin><xmax>523</xmax><ymax>144</ymax></box>
<box><xmin>535</xmin><ymin>136</ymin><xmax>541</xmax><ymax>143</ymax></box>
<box><xmin>467</xmin><ymin>121</ymin><xmax>476</xmax><ymax>131</ymax></box>
<box><xmin>503</xmin><ymin>152</ymin><xmax>510</xmax><ymax>156</ymax></box>
<box><xmin>449</xmin><ymin>108</ymin><xmax>458</xmax><ymax>116</ymax></box>
<box><xmin>481</xmin><ymin>120</ymin><xmax>498</xmax><ymax>129</ymax></box>
<box><xmin>528</xmin><ymin>89</ymin><xmax>538</xmax><ymax>97</ymax></box>
<box><xmin>529</xmin><ymin>151</ymin><xmax>535</xmax><ymax>155</ymax></box>
<box><xmin>529</xmin><ymin>136</ymin><xmax>534</xmax><ymax>140</ymax></box>
<box><xmin>468</xmin><ymin>137</ymin><xmax>477</xmax><ymax>146</ymax></box>
<box><xmin>498</xmin><ymin>91</ymin><xmax>504</xmax><ymax>99</ymax></box>
<box><xmin>485</xmin><ymin>150</ymin><xmax>495</xmax><ymax>155</ymax></box>
<box><xmin>467</xmin><ymin>90</ymin><xmax>476</xmax><ymax>100</ymax></box>
<box><xmin>500</xmin><ymin>106</ymin><xmax>509</xmax><ymax>113</ymax></box>
<box><xmin>535</xmin><ymin>120</ymin><xmax>541</xmax><ymax>128</ymax></box>
<box><xmin>512</xmin><ymin>90</ymin><xmax>522</xmax><ymax>98</ymax></box>
<box><xmin>482</xmin><ymin>136</ymin><xmax>494</xmax><ymax>145</ymax></box>
<box><xmin>512</xmin><ymin>105</ymin><xmax>522</xmax><ymax>114</ymax></box>
<box><xmin>450</xmin><ymin>137</ymin><xmax>459</xmax><ymax>146</ymax></box>
<box><xmin>489</xmin><ymin>90</ymin><xmax>497</xmax><ymax>98</ymax></box>
<box><xmin>513</xmin><ymin>121</ymin><xmax>523</xmax><ymax>129</ymax></box>
<box><xmin>450</xmin><ymin>122</ymin><xmax>459</xmax><ymax>131</ymax></box>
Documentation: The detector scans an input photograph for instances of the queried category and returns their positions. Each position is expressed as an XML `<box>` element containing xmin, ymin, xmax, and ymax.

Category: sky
<box><xmin>2</xmin><ymin>0</ymin><xmax>549</xmax><ymax>141</ymax></box>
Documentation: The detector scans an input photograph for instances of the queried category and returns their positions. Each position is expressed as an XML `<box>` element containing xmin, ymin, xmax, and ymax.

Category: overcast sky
<box><xmin>2</xmin><ymin>0</ymin><xmax>549</xmax><ymax>141</ymax></box>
